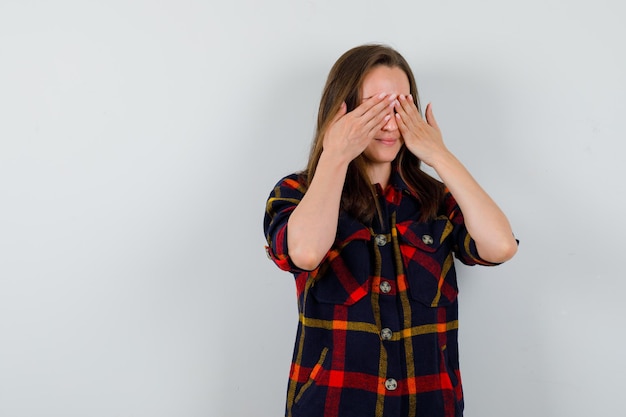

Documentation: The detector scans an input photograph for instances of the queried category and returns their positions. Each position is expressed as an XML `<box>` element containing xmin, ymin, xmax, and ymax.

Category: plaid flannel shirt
<box><xmin>264</xmin><ymin>170</ymin><xmax>499</xmax><ymax>417</ymax></box>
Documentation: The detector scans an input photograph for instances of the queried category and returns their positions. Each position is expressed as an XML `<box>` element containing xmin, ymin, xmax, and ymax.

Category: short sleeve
<box><xmin>263</xmin><ymin>173</ymin><xmax>309</xmax><ymax>273</ymax></box>
<box><xmin>442</xmin><ymin>190</ymin><xmax>503</xmax><ymax>267</ymax></box>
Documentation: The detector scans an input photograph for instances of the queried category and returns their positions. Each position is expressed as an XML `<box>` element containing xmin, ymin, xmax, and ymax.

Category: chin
<box><xmin>364</xmin><ymin>153</ymin><xmax>400</xmax><ymax>165</ymax></box>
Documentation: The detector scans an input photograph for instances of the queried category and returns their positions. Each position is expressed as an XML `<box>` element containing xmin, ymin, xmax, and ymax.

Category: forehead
<box><xmin>361</xmin><ymin>66</ymin><xmax>410</xmax><ymax>97</ymax></box>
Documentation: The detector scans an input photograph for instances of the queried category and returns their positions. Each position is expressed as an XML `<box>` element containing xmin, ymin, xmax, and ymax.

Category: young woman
<box><xmin>264</xmin><ymin>44</ymin><xmax>518</xmax><ymax>417</ymax></box>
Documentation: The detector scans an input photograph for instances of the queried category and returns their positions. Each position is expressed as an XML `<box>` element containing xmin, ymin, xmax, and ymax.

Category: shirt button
<box><xmin>374</xmin><ymin>234</ymin><xmax>387</xmax><ymax>246</ymax></box>
<box><xmin>379</xmin><ymin>281</ymin><xmax>391</xmax><ymax>294</ymax></box>
<box><xmin>385</xmin><ymin>378</ymin><xmax>398</xmax><ymax>391</ymax></box>
<box><xmin>380</xmin><ymin>328</ymin><xmax>393</xmax><ymax>341</ymax></box>
<box><xmin>422</xmin><ymin>234</ymin><xmax>434</xmax><ymax>245</ymax></box>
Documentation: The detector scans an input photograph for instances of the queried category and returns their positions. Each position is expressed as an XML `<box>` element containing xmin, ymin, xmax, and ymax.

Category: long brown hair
<box><xmin>303</xmin><ymin>44</ymin><xmax>444</xmax><ymax>224</ymax></box>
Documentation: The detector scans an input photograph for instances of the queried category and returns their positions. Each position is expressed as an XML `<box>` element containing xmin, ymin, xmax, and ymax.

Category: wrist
<box><xmin>318</xmin><ymin>149</ymin><xmax>352</xmax><ymax>173</ymax></box>
<box><xmin>422</xmin><ymin>147</ymin><xmax>453</xmax><ymax>168</ymax></box>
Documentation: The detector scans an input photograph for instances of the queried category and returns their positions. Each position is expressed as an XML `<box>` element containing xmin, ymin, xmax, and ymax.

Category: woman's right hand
<box><xmin>286</xmin><ymin>94</ymin><xmax>395</xmax><ymax>270</ymax></box>
<box><xmin>322</xmin><ymin>93</ymin><xmax>397</xmax><ymax>163</ymax></box>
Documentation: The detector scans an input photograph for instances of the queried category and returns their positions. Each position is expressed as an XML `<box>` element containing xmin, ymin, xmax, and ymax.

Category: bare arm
<box><xmin>429</xmin><ymin>151</ymin><xmax>518</xmax><ymax>263</ymax></box>
<box><xmin>394</xmin><ymin>96</ymin><xmax>518</xmax><ymax>263</ymax></box>
<box><xmin>287</xmin><ymin>94</ymin><xmax>396</xmax><ymax>270</ymax></box>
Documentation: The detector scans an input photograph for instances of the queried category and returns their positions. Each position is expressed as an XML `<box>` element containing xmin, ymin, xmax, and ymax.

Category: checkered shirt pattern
<box><xmin>264</xmin><ymin>171</ymin><xmax>499</xmax><ymax>417</ymax></box>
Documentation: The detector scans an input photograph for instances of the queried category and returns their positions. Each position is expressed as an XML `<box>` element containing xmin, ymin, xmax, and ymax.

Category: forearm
<box><xmin>287</xmin><ymin>151</ymin><xmax>349</xmax><ymax>270</ymax></box>
<box><xmin>431</xmin><ymin>151</ymin><xmax>518</xmax><ymax>263</ymax></box>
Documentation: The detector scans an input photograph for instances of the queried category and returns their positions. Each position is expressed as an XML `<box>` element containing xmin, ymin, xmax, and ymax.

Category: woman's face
<box><xmin>360</xmin><ymin>65</ymin><xmax>411</xmax><ymax>167</ymax></box>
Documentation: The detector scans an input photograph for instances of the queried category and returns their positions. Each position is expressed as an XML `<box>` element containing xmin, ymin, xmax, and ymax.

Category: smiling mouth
<box><xmin>376</xmin><ymin>138</ymin><xmax>399</xmax><ymax>146</ymax></box>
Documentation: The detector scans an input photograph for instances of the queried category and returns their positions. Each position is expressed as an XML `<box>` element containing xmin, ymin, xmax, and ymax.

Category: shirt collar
<box><xmin>373</xmin><ymin>167</ymin><xmax>416</xmax><ymax>206</ymax></box>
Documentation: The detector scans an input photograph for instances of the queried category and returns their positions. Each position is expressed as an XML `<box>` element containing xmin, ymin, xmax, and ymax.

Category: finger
<box><xmin>353</xmin><ymin>92</ymin><xmax>388</xmax><ymax>117</ymax></box>
<box><xmin>397</xmin><ymin>94</ymin><xmax>422</xmax><ymax>121</ymax></box>
<box><xmin>368</xmin><ymin>113</ymin><xmax>392</xmax><ymax>135</ymax></box>
<box><xmin>425</xmin><ymin>102</ymin><xmax>439</xmax><ymax>129</ymax></box>
<box><xmin>394</xmin><ymin>112</ymin><xmax>409</xmax><ymax>135</ymax></box>
<box><xmin>393</xmin><ymin>98</ymin><xmax>415</xmax><ymax>133</ymax></box>
<box><xmin>362</xmin><ymin>98</ymin><xmax>396</xmax><ymax>133</ymax></box>
<box><xmin>361</xmin><ymin>93</ymin><xmax>396</xmax><ymax>124</ymax></box>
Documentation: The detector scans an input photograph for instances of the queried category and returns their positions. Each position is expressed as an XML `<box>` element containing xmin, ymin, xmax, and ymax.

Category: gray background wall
<box><xmin>1</xmin><ymin>1</ymin><xmax>624</xmax><ymax>416</ymax></box>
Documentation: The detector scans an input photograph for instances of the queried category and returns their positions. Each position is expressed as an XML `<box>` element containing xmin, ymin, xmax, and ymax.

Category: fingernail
<box><xmin>408</xmin><ymin>94</ymin><xmax>413</xmax><ymax>101</ymax></box>
<box><xmin>378</xmin><ymin>92</ymin><xmax>387</xmax><ymax>99</ymax></box>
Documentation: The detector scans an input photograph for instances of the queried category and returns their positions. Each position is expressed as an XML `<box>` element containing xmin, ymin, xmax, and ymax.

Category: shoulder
<box><xmin>272</xmin><ymin>172</ymin><xmax>307</xmax><ymax>190</ymax></box>
<box><xmin>266</xmin><ymin>172</ymin><xmax>309</xmax><ymax>208</ymax></box>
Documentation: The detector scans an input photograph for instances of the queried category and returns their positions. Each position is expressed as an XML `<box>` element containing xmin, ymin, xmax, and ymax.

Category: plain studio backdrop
<box><xmin>1</xmin><ymin>1</ymin><xmax>624</xmax><ymax>416</ymax></box>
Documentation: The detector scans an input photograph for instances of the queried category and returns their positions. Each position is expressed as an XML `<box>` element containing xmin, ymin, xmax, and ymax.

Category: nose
<box><xmin>382</xmin><ymin>111</ymin><xmax>398</xmax><ymax>131</ymax></box>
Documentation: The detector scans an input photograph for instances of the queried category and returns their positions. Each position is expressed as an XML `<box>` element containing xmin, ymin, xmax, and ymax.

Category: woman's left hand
<box><xmin>396</xmin><ymin>95</ymin><xmax>518</xmax><ymax>263</ymax></box>
<box><xmin>394</xmin><ymin>95</ymin><xmax>448</xmax><ymax>166</ymax></box>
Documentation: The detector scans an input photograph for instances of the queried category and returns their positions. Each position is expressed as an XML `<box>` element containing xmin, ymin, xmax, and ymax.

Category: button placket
<box><xmin>380</xmin><ymin>328</ymin><xmax>393</xmax><ymax>341</ymax></box>
<box><xmin>379</xmin><ymin>281</ymin><xmax>391</xmax><ymax>294</ymax></box>
<box><xmin>374</xmin><ymin>234</ymin><xmax>388</xmax><ymax>246</ymax></box>
<box><xmin>384</xmin><ymin>378</ymin><xmax>398</xmax><ymax>391</ymax></box>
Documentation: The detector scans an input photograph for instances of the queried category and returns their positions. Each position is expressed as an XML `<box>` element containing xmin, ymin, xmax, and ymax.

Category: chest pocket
<box><xmin>310</xmin><ymin>218</ymin><xmax>371</xmax><ymax>306</ymax></box>
<box><xmin>396</xmin><ymin>217</ymin><xmax>459</xmax><ymax>307</ymax></box>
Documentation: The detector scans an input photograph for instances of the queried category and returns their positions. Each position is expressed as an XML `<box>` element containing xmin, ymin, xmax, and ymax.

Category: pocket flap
<box><xmin>396</xmin><ymin>217</ymin><xmax>453</xmax><ymax>252</ymax></box>
<box><xmin>396</xmin><ymin>218</ymin><xmax>458</xmax><ymax>307</ymax></box>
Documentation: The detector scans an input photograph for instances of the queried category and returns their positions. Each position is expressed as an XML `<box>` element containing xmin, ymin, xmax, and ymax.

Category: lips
<box><xmin>376</xmin><ymin>138</ymin><xmax>399</xmax><ymax>146</ymax></box>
